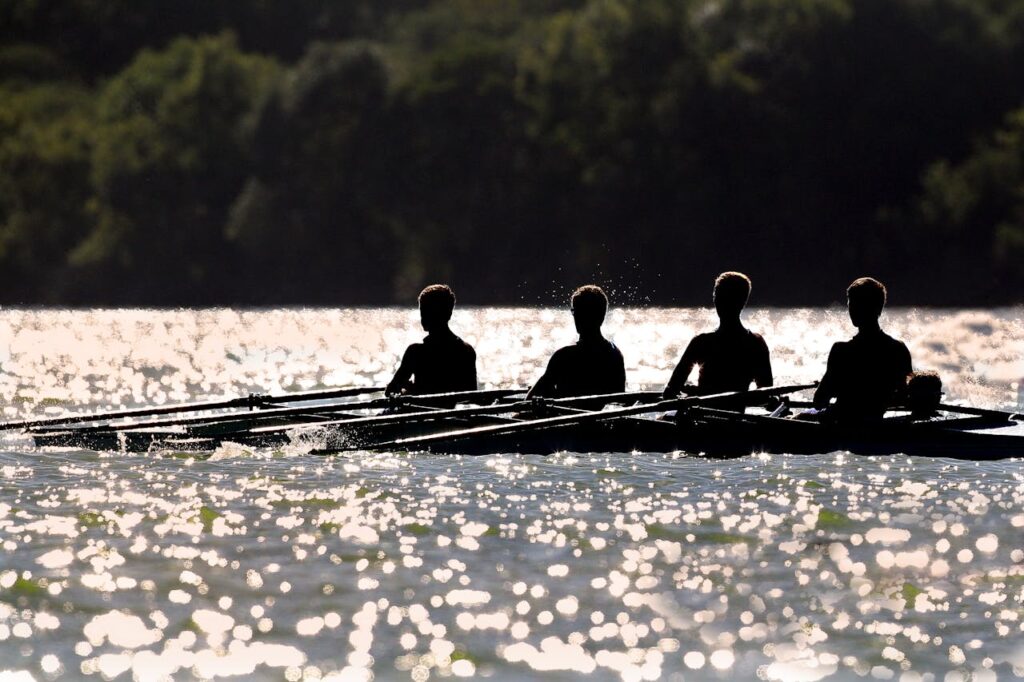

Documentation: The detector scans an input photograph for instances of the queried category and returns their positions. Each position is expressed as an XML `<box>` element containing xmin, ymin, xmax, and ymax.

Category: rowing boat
<box><xmin>12</xmin><ymin>384</ymin><xmax>1023</xmax><ymax>459</ymax></box>
<box><xmin>384</xmin><ymin>407</ymin><xmax>1024</xmax><ymax>459</ymax></box>
<box><xmin>17</xmin><ymin>387</ymin><xmax>527</xmax><ymax>451</ymax></box>
<box><xmin>23</xmin><ymin>389</ymin><xmax>663</xmax><ymax>451</ymax></box>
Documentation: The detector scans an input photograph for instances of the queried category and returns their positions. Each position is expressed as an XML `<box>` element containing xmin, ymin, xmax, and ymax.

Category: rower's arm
<box><xmin>527</xmin><ymin>351</ymin><xmax>561</xmax><ymax>398</ymax></box>
<box><xmin>464</xmin><ymin>348</ymin><xmax>479</xmax><ymax>391</ymax></box>
<box><xmin>385</xmin><ymin>346</ymin><xmax>417</xmax><ymax>396</ymax></box>
<box><xmin>813</xmin><ymin>344</ymin><xmax>840</xmax><ymax>407</ymax></box>
<box><xmin>755</xmin><ymin>338</ymin><xmax>774</xmax><ymax>388</ymax></box>
<box><xmin>526</xmin><ymin>369</ymin><xmax>554</xmax><ymax>399</ymax></box>
<box><xmin>664</xmin><ymin>340</ymin><xmax>699</xmax><ymax>398</ymax></box>
<box><xmin>614</xmin><ymin>354</ymin><xmax>626</xmax><ymax>393</ymax></box>
<box><xmin>892</xmin><ymin>343</ymin><xmax>913</xmax><ymax>404</ymax></box>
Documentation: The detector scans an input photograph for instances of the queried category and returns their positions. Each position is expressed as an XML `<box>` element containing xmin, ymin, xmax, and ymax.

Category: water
<box><xmin>0</xmin><ymin>307</ymin><xmax>1021</xmax><ymax>681</ymax></box>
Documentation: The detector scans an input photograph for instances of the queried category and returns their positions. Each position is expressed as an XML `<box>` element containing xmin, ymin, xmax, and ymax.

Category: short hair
<box><xmin>418</xmin><ymin>284</ymin><xmax>456</xmax><ymax>317</ymax></box>
<box><xmin>847</xmin><ymin>277</ymin><xmax>887</xmax><ymax>314</ymax></box>
<box><xmin>907</xmin><ymin>370</ymin><xmax>942</xmax><ymax>415</ymax></box>
<box><xmin>714</xmin><ymin>271</ymin><xmax>752</xmax><ymax>308</ymax></box>
<box><xmin>570</xmin><ymin>285</ymin><xmax>608</xmax><ymax>322</ymax></box>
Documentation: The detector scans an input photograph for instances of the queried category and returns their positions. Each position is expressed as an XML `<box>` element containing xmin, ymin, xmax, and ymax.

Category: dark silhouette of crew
<box><xmin>386</xmin><ymin>284</ymin><xmax>477</xmax><ymax>396</ymax></box>
<box><xmin>527</xmin><ymin>285</ymin><xmax>626</xmax><ymax>398</ymax></box>
<box><xmin>905</xmin><ymin>370</ymin><xmax>942</xmax><ymax>420</ymax></box>
<box><xmin>664</xmin><ymin>271</ymin><xmax>773</xmax><ymax>398</ymax></box>
<box><xmin>813</xmin><ymin>277</ymin><xmax>912</xmax><ymax>422</ymax></box>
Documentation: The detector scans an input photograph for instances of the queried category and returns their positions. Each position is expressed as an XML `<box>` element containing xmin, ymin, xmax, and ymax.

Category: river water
<box><xmin>0</xmin><ymin>307</ymin><xmax>1021</xmax><ymax>681</ymax></box>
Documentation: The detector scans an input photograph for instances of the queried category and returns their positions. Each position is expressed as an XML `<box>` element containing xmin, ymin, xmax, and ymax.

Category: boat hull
<box><xmin>379</xmin><ymin>412</ymin><xmax>1024</xmax><ymax>460</ymax></box>
<box><xmin>29</xmin><ymin>406</ymin><xmax>1024</xmax><ymax>460</ymax></box>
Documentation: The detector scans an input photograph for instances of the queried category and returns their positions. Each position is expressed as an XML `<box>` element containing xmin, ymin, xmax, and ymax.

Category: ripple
<box><xmin>0</xmin><ymin>308</ymin><xmax>1021</xmax><ymax>678</ymax></box>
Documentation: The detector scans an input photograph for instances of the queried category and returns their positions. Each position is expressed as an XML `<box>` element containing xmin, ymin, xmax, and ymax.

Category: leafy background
<box><xmin>2</xmin><ymin>0</ymin><xmax>1023</xmax><ymax>305</ymax></box>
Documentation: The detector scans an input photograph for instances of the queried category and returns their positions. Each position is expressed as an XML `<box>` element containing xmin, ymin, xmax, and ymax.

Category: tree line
<box><xmin>1</xmin><ymin>0</ymin><xmax>1023</xmax><ymax>306</ymax></box>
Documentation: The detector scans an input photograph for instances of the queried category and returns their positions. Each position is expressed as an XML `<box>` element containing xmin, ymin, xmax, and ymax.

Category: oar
<box><xmin>154</xmin><ymin>391</ymin><xmax>658</xmax><ymax>447</ymax></box>
<box><xmin>781</xmin><ymin>398</ymin><xmax>1024</xmax><ymax>423</ymax></box>
<box><xmin>24</xmin><ymin>387</ymin><xmax>530</xmax><ymax>435</ymax></box>
<box><xmin>328</xmin><ymin>383</ymin><xmax>816</xmax><ymax>453</ymax></box>
<box><xmin>938</xmin><ymin>403</ymin><xmax>1023</xmax><ymax>422</ymax></box>
<box><xmin>785</xmin><ymin>399</ymin><xmax>1024</xmax><ymax>423</ymax></box>
<box><xmin>515</xmin><ymin>390</ymin><xmax>663</xmax><ymax>408</ymax></box>
<box><xmin>0</xmin><ymin>385</ymin><xmax>385</xmax><ymax>432</ymax></box>
<box><xmin>243</xmin><ymin>389</ymin><xmax>660</xmax><ymax>438</ymax></box>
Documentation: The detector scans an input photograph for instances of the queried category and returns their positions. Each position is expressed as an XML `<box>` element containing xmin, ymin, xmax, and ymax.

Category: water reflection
<box><xmin>2</xmin><ymin>449</ymin><xmax>1024</xmax><ymax>680</ymax></box>
<box><xmin>1</xmin><ymin>308</ymin><xmax>1020</xmax><ymax>415</ymax></box>
<box><xmin>0</xmin><ymin>307</ymin><xmax>1020</xmax><ymax>680</ymax></box>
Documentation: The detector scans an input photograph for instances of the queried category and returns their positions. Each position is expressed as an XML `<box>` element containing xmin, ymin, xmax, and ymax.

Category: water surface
<box><xmin>0</xmin><ymin>307</ymin><xmax>1021</xmax><ymax>681</ymax></box>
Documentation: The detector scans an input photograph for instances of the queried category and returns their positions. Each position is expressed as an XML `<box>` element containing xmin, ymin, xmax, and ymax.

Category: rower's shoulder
<box><xmin>430</xmin><ymin>331</ymin><xmax>475</xmax><ymax>355</ymax></box>
<box><xmin>593</xmin><ymin>338</ymin><xmax>625</xmax><ymax>365</ymax></box>
<box><xmin>875</xmin><ymin>330</ymin><xmax>911</xmax><ymax>356</ymax></box>
<box><xmin>451</xmin><ymin>333</ymin><xmax>476</xmax><ymax>356</ymax></box>
<box><xmin>743</xmin><ymin>327</ymin><xmax>769</xmax><ymax>348</ymax></box>
<box><xmin>399</xmin><ymin>341</ymin><xmax>427</xmax><ymax>367</ymax></box>
<box><xmin>686</xmin><ymin>331</ymin><xmax>717</xmax><ymax>350</ymax></box>
<box><xmin>881</xmin><ymin>330</ymin><xmax>909</xmax><ymax>347</ymax></box>
<box><xmin>825</xmin><ymin>338</ymin><xmax>852</xmax><ymax>358</ymax></box>
<box><xmin>548</xmin><ymin>344</ymin><xmax>577</xmax><ymax>363</ymax></box>
<box><xmin>403</xmin><ymin>341</ymin><xmax>427</xmax><ymax>355</ymax></box>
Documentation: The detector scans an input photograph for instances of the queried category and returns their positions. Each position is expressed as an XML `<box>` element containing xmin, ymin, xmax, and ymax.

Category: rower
<box><xmin>527</xmin><ymin>285</ymin><xmax>626</xmax><ymax>398</ymax></box>
<box><xmin>906</xmin><ymin>371</ymin><xmax>942</xmax><ymax>420</ymax></box>
<box><xmin>812</xmin><ymin>277</ymin><xmax>912</xmax><ymax>422</ymax></box>
<box><xmin>386</xmin><ymin>284</ymin><xmax>477</xmax><ymax>396</ymax></box>
<box><xmin>663</xmin><ymin>271</ymin><xmax>773</xmax><ymax>398</ymax></box>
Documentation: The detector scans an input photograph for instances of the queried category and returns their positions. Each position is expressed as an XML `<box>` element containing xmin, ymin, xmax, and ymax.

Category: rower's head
<box><xmin>571</xmin><ymin>285</ymin><xmax>608</xmax><ymax>335</ymax></box>
<box><xmin>846</xmin><ymin>277</ymin><xmax>886</xmax><ymax>329</ymax></box>
<box><xmin>906</xmin><ymin>370</ymin><xmax>942</xmax><ymax>418</ymax></box>
<box><xmin>713</xmin><ymin>271</ymin><xmax>752</xmax><ymax>320</ymax></box>
<box><xmin>418</xmin><ymin>284</ymin><xmax>456</xmax><ymax>332</ymax></box>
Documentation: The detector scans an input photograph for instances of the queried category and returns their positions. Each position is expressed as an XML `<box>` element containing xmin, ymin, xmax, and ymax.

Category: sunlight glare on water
<box><xmin>0</xmin><ymin>307</ymin><xmax>1022</xmax><ymax>680</ymax></box>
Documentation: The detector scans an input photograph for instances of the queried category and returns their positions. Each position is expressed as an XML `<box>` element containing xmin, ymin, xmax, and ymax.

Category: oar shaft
<box><xmin>2</xmin><ymin>385</ymin><xmax>385</xmax><ymax>431</ymax></box>
<box><xmin>242</xmin><ymin>390</ymin><xmax>659</xmax><ymax>436</ymax></box>
<box><xmin>343</xmin><ymin>383</ymin><xmax>816</xmax><ymax>452</ymax></box>
<box><xmin>938</xmin><ymin>403</ymin><xmax>1022</xmax><ymax>421</ymax></box>
<box><xmin>181</xmin><ymin>391</ymin><xmax>658</xmax><ymax>444</ymax></box>
<box><xmin>249</xmin><ymin>401</ymin><xmax>524</xmax><ymax>435</ymax></box>
<box><xmin>25</xmin><ymin>387</ymin><xmax>529</xmax><ymax>435</ymax></box>
<box><xmin>498</xmin><ymin>390</ymin><xmax>662</xmax><ymax>406</ymax></box>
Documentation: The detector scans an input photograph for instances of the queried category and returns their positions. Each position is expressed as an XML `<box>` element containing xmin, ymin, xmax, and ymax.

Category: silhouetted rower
<box><xmin>386</xmin><ymin>284</ymin><xmax>477</xmax><ymax>396</ymax></box>
<box><xmin>813</xmin><ymin>277</ymin><xmax>912</xmax><ymax>422</ymax></box>
<box><xmin>905</xmin><ymin>371</ymin><xmax>942</xmax><ymax>420</ymax></box>
<box><xmin>527</xmin><ymin>285</ymin><xmax>626</xmax><ymax>398</ymax></box>
<box><xmin>664</xmin><ymin>272</ymin><xmax>772</xmax><ymax>397</ymax></box>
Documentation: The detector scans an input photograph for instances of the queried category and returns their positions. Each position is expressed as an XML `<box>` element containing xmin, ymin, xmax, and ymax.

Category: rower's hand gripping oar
<box><xmin>331</xmin><ymin>383</ymin><xmax>817</xmax><ymax>453</ymax></box>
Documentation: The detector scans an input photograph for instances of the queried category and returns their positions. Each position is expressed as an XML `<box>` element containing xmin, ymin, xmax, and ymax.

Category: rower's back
<box><xmin>671</xmin><ymin>329</ymin><xmax>771</xmax><ymax>394</ymax></box>
<box><xmin>386</xmin><ymin>285</ymin><xmax>477</xmax><ymax>396</ymax></box>
<box><xmin>664</xmin><ymin>272</ymin><xmax>773</xmax><ymax>397</ymax></box>
<box><xmin>813</xmin><ymin>277</ymin><xmax>911</xmax><ymax>422</ymax></box>
<box><xmin>397</xmin><ymin>331</ymin><xmax>476</xmax><ymax>395</ymax></box>
<box><xmin>528</xmin><ymin>285</ymin><xmax>626</xmax><ymax>399</ymax></box>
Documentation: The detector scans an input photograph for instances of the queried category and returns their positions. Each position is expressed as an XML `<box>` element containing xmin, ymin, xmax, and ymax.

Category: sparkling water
<box><xmin>0</xmin><ymin>307</ymin><xmax>1021</xmax><ymax>681</ymax></box>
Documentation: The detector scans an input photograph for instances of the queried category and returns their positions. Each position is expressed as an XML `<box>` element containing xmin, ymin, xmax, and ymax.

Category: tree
<box><xmin>0</xmin><ymin>0</ymin><xmax>430</xmax><ymax>79</ymax></box>
<box><xmin>72</xmin><ymin>33</ymin><xmax>280</xmax><ymax>303</ymax></box>
<box><xmin>0</xmin><ymin>79</ymin><xmax>94</xmax><ymax>301</ymax></box>
<box><xmin>912</xmin><ymin>108</ymin><xmax>1024</xmax><ymax>301</ymax></box>
<box><xmin>227</xmin><ymin>42</ymin><xmax>396</xmax><ymax>303</ymax></box>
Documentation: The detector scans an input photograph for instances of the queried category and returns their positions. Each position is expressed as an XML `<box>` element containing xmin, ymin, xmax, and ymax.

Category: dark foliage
<box><xmin>1</xmin><ymin>0</ymin><xmax>1022</xmax><ymax>305</ymax></box>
